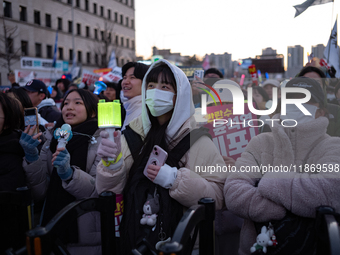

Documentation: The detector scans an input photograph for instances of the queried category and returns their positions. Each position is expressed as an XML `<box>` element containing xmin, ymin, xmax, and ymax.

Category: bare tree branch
<box><xmin>0</xmin><ymin>16</ymin><xmax>20</xmax><ymax>72</ymax></box>
<box><xmin>89</xmin><ymin>19</ymin><xmax>126</xmax><ymax>68</ymax></box>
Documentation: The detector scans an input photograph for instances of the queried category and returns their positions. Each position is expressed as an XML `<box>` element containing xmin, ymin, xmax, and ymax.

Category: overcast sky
<box><xmin>135</xmin><ymin>0</ymin><xmax>339</xmax><ymax>66</ymax></box>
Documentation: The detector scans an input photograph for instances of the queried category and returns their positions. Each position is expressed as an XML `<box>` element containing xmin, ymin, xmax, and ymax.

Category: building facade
<box><xmin>312</xmin><ymin>44</ymin><xmax>325</xmax><ymax>60</ymax></box>
<box><xmin>208</xmin><ymin>52</ymin><xmax>233</xmax><ymax>78</ymax></box>
<box><xmin>287</xmin><ymin>45</ymin><xmax>304</xmax><ymax>78</ymax></box>
<box><xmin>1</xmin><ymin>0</ymin><xmax>136</xmax><ymax>86</ymax></box>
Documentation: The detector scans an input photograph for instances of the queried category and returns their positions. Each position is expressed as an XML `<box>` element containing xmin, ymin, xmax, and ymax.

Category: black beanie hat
<box><xmin>122</xmin><ymin>62</ymin><xmax>149</xmax><ymax>80</ymax></box>
<box><xmin>286</xmin><ymin>77</ymin><xmax>325</xmax><ymax>107</ymax></box>
<box><xmin>204</xmin><ymin>68</ymin><xmax>223</xmax><ymax>78</ymax></box>
<box><xmin>298</xmin><ymin>66</ymin><xmax>326</xmax><ymax>78</ymax></box>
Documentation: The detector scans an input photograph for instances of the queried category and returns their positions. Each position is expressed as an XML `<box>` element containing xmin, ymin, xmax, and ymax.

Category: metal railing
<box><xmin>7</xmin><ymin>191</ymin><xmax>116</xmax><ymax>255</ymax></box>
<box><xmin>157</xmin><ymin>197</ymin><xmax>215</xmax><ymax>255</ymax></box>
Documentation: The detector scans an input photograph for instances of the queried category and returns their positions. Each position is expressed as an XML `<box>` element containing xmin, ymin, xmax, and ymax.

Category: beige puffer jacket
<box><xmin>96</xmin><ymin>115</ymin><xmax>228</xmax><ymax>210</ymax></box>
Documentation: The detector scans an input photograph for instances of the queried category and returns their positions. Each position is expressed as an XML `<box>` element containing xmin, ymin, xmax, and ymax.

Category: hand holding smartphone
<box><xmin>143</xmin><ymin>145</ymin><xmax>168</xmax><ymax>181</ymax></box>
<box><xmin>24</xmin><ymin>107</ymin><xmax>39</xmax><ymax>134</ymax></box>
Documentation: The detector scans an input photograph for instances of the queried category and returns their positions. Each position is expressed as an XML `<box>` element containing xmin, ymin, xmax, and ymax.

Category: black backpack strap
<box><xmin>122</xmin><ymin>125</ymin><xmax>144</xmax><ymax>161</ymax></box>
<box><xmin>169</xmin><ymin>126</ymin><xmax>212</xmax><ymax>164</ymax></box>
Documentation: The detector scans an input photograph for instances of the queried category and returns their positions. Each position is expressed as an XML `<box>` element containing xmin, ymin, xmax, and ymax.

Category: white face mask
<box><xmin>281</xmin><ymin>103</ymin><xmax>318</xmax><ymax>125</ymax></box>
<box><xmin>146</xmin><ymin>89</ymin><xmax>175</xmax><ymax>117</ymax></box>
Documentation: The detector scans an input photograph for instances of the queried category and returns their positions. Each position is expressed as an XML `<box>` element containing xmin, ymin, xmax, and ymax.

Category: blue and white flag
<box><xmin>293</xmin><ymin>0</ymin><xmax>333</xmax><ymax>17</ymax></box>
<box><xmin>107</xmin><ymin>50</ymin><xmax>117</xmax><ymax>69</ymax></box>
<box><xmin>52</xmin><ymin>31</ymin><xmax>58</xmax><ymax>67</ymax></box>
<box><xmin>324</xmin><ymin>18</ymin><xmax>340</xmax><ymax>78</ymax></box>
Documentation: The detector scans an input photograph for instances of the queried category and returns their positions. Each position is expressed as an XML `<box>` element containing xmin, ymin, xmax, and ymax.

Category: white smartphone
<box><xmin>194</xmin><ymin>70</ymin><xmax>204</xmax><ymax>81</ymax></box>
<box><xmin>143</xmin><ymin>145</ymin><xmax>168</xmax><ymax>180</ymax></box>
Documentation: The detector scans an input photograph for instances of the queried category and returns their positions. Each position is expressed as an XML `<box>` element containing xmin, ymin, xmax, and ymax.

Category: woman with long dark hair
<box><xmin>23</xmin><ymin>89</ymin><xmax>104</xmax><ymax>254</ymax></box>
<box><xmin>96</xmin><ymin>59</ymin><xmax>227</xmax><ymax>253</ymax></box>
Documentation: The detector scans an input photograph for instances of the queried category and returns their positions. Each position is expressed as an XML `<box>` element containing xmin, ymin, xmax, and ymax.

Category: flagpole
<box><xmin>71</xmin><ymin>0</ymin><xmax>76</xmax><ymax>77</ymax></box>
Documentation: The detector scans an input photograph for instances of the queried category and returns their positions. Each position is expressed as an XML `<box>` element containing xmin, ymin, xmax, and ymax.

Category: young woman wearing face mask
<box><xmin>224</xmin><ymin>77</ymin><xmax>340</xmax><ymax>255</ymax></box>
<box><xmin>96</xmin><ymin>60</ymin><xmax>227</xmax><ymax>254</ymax></box>
<box><xmin>22</xmin><ymin>89</ymin><xmax>104</xmax><ymax>254</ymax></box>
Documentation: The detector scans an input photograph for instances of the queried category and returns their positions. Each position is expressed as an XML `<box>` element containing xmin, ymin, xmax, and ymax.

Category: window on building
<box><xmin>58</xmin><ymin>47</ymin><xmax>64</xmax><ymax>60</ymax></box>
<box><xmin>68</xmin><ymin>21</ymin><xmax>73</xmax><ymax>33</ymax></box>
<box><xmin>94</xmin><ymin>29</ymin><xmax>98</xmax><ymax>39</ymax></box>
<box><xmin>125</xmin><ymin>0</ymin><xmax>129</xmax><ymax>5</ymax></box>
<box><xmin>95</xmin><ymin>54</ymin><xmax>98</xmax><ymax>64</ymax></box>
<box><xmin>131</xmin><ymin>19</ymin><xmax>134</xmax><ymax>29</ymax></box>
<box><xmin>21</xmin><ymin>41</ymin><xmax>28</xmax><ymax>56</ymax></box>
<box><xmin>76</xmin><ymin>0</ymin><xmax>80</xmax><ymax>8</ymax></box>
<box><xmin>93</xmin><ymin>3</ymin><xmax>97</xmax><ymax>14</ymax></box>
<box><xmin>34</xmin><ymin>10</ymin><xmax>41</xmax><ymax>25</ymax></box>
<box><xmin>120</xmin><ymin>37</ymin><xmax>124</xmax><ymax>47</ymax></box>
<box><xmin>19</xmin><ymin>6</ymin><xmax>27</xmax><ymax>22</ymax></box>
<box><xmin>69</xmin><ymin>49</ymin><xmax>73</xmax><ymax>61</ymax></box>
<box><xmin>107</xmin><ymin>9</ymin><xmax>111</xmax><ymax>20</ymax></box>
<box><xmin>46</xmin><ymin>45</ymin><xmax>53</xmax><ymax>58</ymax></box>
<box><xmin>101</xmin><ymin>54</ymin><xmax>106</xmax><ymax>66</ymax></box>
<box><xmin>85</xmin><ymin>0</ymin><xmax>89</xmax><ymax>11</ymax></box>
<box><xmin>100</xmin><ymin>6</ymin><xmax>104</xmax><ymax>17</ymax></box>
<box><xmin>35</xmin><ymin>43</ymin><xmax>42</xmax><ymax>58</ymax></box>
<box><xmin>58</xmin><ymin>17</ymin><xmax>63</xmax><ymax>30</ymax></box>
<box><xmin>86</xmin><ymin>26</ymin><xmax>90</xmax><ymax>37</ymax></box>
<box><xmin>126</xmin><ymin>38</ymin><xmax>129</xmax><ymax>48</ymax></box>
<box><xmin>45</xmin><ymin>14</ymin><xmax>51</xmax><ymax>28</ymax></box>
<box><xmin>131</xmin><ymin>0</ymin><xmax>134</xmax><ymax>8</ymax></box>
<box><xmin>67</xmin><ymin>0</ymin><xmax>72</xmax><ymax>5</ymax></box>
<box><xmin>116</xmin><ymin>57</ymin><xmax>119</xmax><ymax>65</ymax></box>
<box><xmin>101</xmin><ymin>31</ymin><xmax>104</xmax><ymax>41</ymax></box>
<box><xmin>7</xmin><ymin>38</ymin><xmax>13</xmax><ymax>53</ymax></box>
<box><xmin>115</xmin><ymin>35</ymin><xmax>119</xmax><ymax>45</ymax></box>
<box><xmin>120</xmin><ymin>14</ymin><xmax>123</xmax><ymax>24</ymax></box>
<box><xmin>108</xmin><ymin>33</ymin><xmax>111</xmax><ymax>43</ymax></box>
<box><xmin>126</xmin><ymin>17</ymin><xmax>129</xmax><ymax>27</ymax></box>
<box><xmin>77</xmin><ymin>23</ymin><xmax>81</xmax><ymax>35</ymax></box>
<box><xmin>3</xmin><ymin>1</ymin><xmax>12</xmax><ymax>18</ymax></box>
<box><xmin>78</xmin><ymin>51</ymin><xmax>82</xmax><ymax>63</ymax></box>
<box><xmin>121</xmin><ymin>58</ymin><xmax>124</xmax><ymax>66</ymax></box>
<box><xmin>114</xmin><ymin>12</ymin><xmax>118</xmax><ymax>22</ymax></box>
<box><xmin>86</xmin><ymin>52</ymin><xmax>91</xmax><ymax>64</ymax></box>
<box><xmin>131</xmin><ymin>40</ymin><xmax>135</xmax><ymax>50</ymax></box>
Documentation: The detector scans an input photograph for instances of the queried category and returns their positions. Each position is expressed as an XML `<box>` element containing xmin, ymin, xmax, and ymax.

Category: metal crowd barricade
<box><xmin>157</xmin><ymin>197</ymin><xmax>215</xmax><ymax>255</ymax></box>
<box><xmin>7</xmin><ymin>191</ymin><xmax>116</xmax><ymax>255</ymax></box>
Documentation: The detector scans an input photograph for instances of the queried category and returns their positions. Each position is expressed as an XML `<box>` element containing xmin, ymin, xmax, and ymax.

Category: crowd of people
<box><xmin>1</xmin><ymin>59</ymin><xmax>340</xmax><ymax>255</ymax></box>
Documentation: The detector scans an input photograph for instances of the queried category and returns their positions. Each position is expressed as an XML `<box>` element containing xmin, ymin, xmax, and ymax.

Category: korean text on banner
<box><xmin>81</xmin><ymin>70</ymin><xmax>101</xmax><ymax>87</ymax></box>
<box><xmin>115</xmin><ymin>194</ymin><xmax>123</xmax><ymax>237</ymax></box>
<box><xmin>204</xmin><ymin>103</ymin><xmax>258</xmax><ymax>161</ymax></box>
<box><xmin>103</xmin><ymin>66</ymin><xmax>122</xmax><ymax>82</ymax></box>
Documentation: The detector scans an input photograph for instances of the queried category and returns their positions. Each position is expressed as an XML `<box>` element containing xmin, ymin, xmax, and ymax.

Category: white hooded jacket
<box><xmin>96</xmin><ymin>59</ymin><xmax>227</xmax><ymax>210</ymax></box>
<box><xmin>141</xmin><ymin>59</ymin><xmax>195</xmax><ymax>138</ymax></box>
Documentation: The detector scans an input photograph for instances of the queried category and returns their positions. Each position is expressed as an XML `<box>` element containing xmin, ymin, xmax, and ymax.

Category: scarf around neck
<box><xmin>42</xmin><ymin>118</ymin><xmax>98</xmax><ymax>242</ymax></box>
<box><xmin>122</xmin><ymin>95</ymin><xmax>142</xmax><ymax>131</ymax></box>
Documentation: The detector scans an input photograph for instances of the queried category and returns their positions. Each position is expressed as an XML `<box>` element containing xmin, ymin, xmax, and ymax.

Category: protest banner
<box><xmin>81</xmin><ymin>70</ymin><xmax>101</xmax><ymax>87</ymax></box>
<box><xmin>204</xmin><ymin>103</ymin><xmax>259</xmax><ymax>160</ymax></box>
<box><xmin>102</xmin><ymin>66</ymin><xmax>122</xmax><ymax>82</ymax></box>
